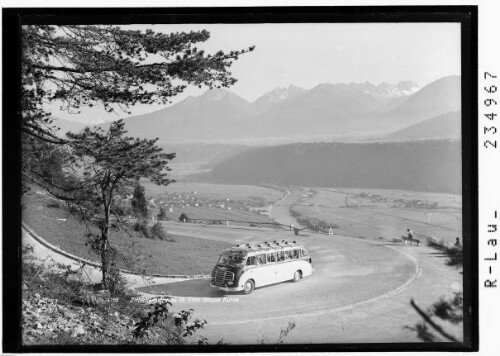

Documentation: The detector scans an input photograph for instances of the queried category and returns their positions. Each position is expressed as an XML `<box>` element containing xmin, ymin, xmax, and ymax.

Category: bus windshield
<box><xmin>217</xmin><ymin>254</ymin><xmax>246</xmax><ymax>266</ymax></box>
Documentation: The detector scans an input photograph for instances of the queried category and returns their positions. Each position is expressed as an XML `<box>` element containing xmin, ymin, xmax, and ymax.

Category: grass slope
<box><xmin>22</xmin><ymin>192</ymin><xmax>231</xmax><ymax>275</ymax></box>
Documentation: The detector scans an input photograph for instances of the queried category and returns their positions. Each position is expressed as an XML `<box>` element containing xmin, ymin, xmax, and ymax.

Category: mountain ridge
<box><xmin>57</xmin><ymin>76</ymin><xmax>460</xmax><ymax>143</ymax></box>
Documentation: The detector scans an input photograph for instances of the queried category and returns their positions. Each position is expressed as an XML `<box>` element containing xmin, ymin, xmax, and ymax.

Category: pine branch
<box><xmin>410</xmin><ymin>299</ymin><xmax>459</xmax><ymax>342</ymax></box>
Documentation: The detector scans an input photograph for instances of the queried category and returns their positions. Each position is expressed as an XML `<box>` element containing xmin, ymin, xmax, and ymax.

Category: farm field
<box><xmin>290</xmin><ymin>187</ymin><xmax>462</xmax><ymax>245</ymax></box>
<box><xmin>159</xmin><ymin>206</ymin><xmax>278</xmax><ymax>228</ymax></box>
<box><xmin>328</xmin><ymin>187</ymin><xmax>462</xmax><ymax>209</ymax></box>
<box><xmin>142</xmin><ymin>180</ymin><xmax>285</xmax><ymax>203</ymax></box>
<box><xmin>142</xmin><ymin>180</ymin><xmax>286</xmax><ymax>228</ymax></box>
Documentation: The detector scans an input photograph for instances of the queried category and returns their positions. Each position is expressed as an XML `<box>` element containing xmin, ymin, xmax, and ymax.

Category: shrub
<box><xmin>295</xmin><ymin>215</ymin><xmax>339</xmax><ymax>233</ymax></box>
<box><xmin>133</xmin><ymin>220</ymin><xmax>150</xmax><ymax>239</ymax></box>
<box><xmin>106</xmin><ymin>265</ymin><xmax>128</xmax><ymax>296</ymax></box>
<box><xmin>150</xmin><ymin>223</ymin><xmax>169</xmax><ymax>241</ymax></box>
<box><xmin>179</xmin><ymin>213</ymin><xmax>189</xmax><ymax>223</ymax></box>
<box><xmin>427</xmin><ymin>239</ymin><xmax>462</xmax><ymax>267</ymax></box>
<box><xmin>46</xmin><ymin>199</ymin><xmax>61</xmax><ymax>208</ymax></box>
<box><xmin>157</xmin><ymin>207</ymin><xmax>167</xmax><ymax>220</ymax></box>
<box><xmin>258</xmin><ymin>321</ymin><xmax>296</xmax><ymax>344</ymax></box>
<box><xmin>114</xmin><ymin>205</ymin><xmax>133</xmax><ymax>217</ymax></box>
<box><xmin>23</xmin><ymin>251</ymin><xmax>93</xmax><ymax>307</ymax></box>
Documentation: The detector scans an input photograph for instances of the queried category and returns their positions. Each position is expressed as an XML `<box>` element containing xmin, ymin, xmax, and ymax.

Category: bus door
<box><xmin>266</xmin><ymin>252</ymin><xmax>282</xmax><ymax>283</ymax></box>
<box><xmin>275</xmin><ymin>250</ymin><xmax>288</xmax><ymax>281</ymax></box>
<box><xmin>245</xmin><ymin>253</ymin><xmax>267</xmax><ymax>287</ymax></box>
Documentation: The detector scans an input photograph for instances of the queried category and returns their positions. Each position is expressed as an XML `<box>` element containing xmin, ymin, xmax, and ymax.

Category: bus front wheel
<box><xmin>243</xmin><ymin>280</ymin><xmax>255</xmax><ymax>294</ymax></box>
<box><xmin>293</xmin><ymin>270</ymin><xmax>302</xmax><ymax>282</ymax></box>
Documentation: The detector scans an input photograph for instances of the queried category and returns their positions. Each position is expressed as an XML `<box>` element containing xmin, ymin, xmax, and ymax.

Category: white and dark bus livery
<box><xmin>210</xmin><ymin>240</ymin><xmax>314</xmax><ymax>294</ymax></box>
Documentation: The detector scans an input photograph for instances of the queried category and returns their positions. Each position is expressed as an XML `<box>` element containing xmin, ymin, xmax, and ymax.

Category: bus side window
<box><xmin>256</xmin><ymin>254</ymin><xmax>266</xmax><ymax>265</ymax></box>
<box><xmin>247</xmin><ymin>256</ymin><xmax>256</xmax><ymax>266</ymax></box>
<box><xmin>285</xmin><ymin>250</ymin><xmax>292</xmax><ymax>260</ymax></box>
<box><xmin>293</xmin><ymin>249</ymin><xmax>300</xmax><ymax>259</ymax></box>
<box><xmin>301</xmin><ymin>249</ymin><xmax>308</xmax><ymax>257</ymax></box>
<box><xmin>277</xmin><ymin>251</ymin><xmax>285</xmax><ymax>262</ymax></box>
<box><xmin>267</xmin><ymin>253</ymin><xmax>277</xmax><ymax>263</ymax></box>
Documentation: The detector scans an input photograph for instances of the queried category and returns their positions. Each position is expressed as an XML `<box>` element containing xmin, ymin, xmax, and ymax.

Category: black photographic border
<box><xmin>2</xmin><ymin>5</ymin><xmax>478</xmax><ymax>353</ymax></box>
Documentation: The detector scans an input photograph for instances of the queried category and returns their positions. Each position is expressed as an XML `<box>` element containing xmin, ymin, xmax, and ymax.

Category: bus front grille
<box><xmin>211</xmin><ymin>268</ymin><xmax>234</xmax><ymax>286</ymax></box>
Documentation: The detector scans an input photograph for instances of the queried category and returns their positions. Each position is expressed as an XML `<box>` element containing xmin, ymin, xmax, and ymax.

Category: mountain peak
<box><xmin>348</xmin><ymin>80</ymin><xmax>420</xmax><ymax>98</ymax></box>
<box><xmin>252</xmin><ymin>85</ymin><xmax>306</xmax><ymax>113</ymax></box>
<box><xmin>200</xmin><ymin>88</ymin><xmax>244</xmax><ymax>102</ymax></box>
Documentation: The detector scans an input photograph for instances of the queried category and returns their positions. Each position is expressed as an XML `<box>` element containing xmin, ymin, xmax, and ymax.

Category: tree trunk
<box><xmin>100</xmin><ymin>232</ymin><xmax>109</xmax><ymax>288</ymax></box>
<box><xmin>101</xmin><ymin>194</ymin><xmax>111</xmax><ymax>288</ymax></box>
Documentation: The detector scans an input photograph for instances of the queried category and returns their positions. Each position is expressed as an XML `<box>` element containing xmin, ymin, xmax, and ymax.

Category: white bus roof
<box><xmin>221</xmin><ymin>240</ymin><xmax>306</xmax><ymax>256</ymax></box>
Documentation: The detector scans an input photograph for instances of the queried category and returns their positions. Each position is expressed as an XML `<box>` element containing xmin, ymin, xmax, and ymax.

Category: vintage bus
<box><xmin>210</xmin><ymin>240</ymin><xmax>313</xmax><ymax>294</ymax></box>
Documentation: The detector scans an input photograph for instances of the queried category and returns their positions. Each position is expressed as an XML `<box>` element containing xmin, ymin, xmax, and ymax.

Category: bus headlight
<box><xmin>227</xmin><ymin>281</ymin><xmax>234</xmax><ymax>286</ymax></box>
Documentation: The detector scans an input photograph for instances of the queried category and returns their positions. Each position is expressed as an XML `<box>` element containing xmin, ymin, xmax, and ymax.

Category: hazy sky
<box><xmin>50</xmin><ymin>23</ymin><xmax>461</xmax><ymax>123</ymax></box>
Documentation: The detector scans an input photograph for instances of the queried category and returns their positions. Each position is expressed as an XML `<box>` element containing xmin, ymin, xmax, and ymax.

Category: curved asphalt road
<box><xmin>137</xmin><ymin>234</ymin><xmax>417</xmax><ymax>321</ymax></box>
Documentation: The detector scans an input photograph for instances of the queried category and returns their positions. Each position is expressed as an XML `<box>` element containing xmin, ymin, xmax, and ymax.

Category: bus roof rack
<box><xmin>228</xmin><ymin>241</ymin><xmax>304</xmax><ymax>253</ymax></box>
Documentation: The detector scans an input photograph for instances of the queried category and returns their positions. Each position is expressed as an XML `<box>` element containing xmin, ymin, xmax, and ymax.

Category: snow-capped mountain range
<box><xmin>352</xmin><ymin>80</ymin><xmax>420</xmax><ymax>98</ymax></box>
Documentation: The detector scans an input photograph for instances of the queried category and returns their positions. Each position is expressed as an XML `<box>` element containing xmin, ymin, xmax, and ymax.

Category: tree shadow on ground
<box><xmin>136</xmin><ymin>278</ymin><xmax>301</xmax><ymax>298</ymax></box>
<box><xmin>377</xmin><ymin>242</ymin><xmax>422</xmax><ymax>247</ymax></box>
<box><xmin>426</xmin><ymin>252</ymin><xmax>449</xmax><ymax>258</ymax></box>
<box><xmin>136</xmin><ymin>278</ymin><xmax>227</xmax><ymax>298</ymax></box>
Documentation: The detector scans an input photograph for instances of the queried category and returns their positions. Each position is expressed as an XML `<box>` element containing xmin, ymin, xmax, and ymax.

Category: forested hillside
<box><xmin>205</xmin><ymin>140</ymin><xmax>462</xmax><ymax>193</ymax></box>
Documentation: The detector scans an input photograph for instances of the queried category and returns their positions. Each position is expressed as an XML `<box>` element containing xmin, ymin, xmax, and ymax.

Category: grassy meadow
<box><xmin>290</xmin><ymin>187</ymin><xmax>462</xmax><ymax>245</ymax></box>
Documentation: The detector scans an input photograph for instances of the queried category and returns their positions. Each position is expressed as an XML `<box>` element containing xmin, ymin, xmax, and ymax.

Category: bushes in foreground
<box><xmin>22</xmin><ymin>245</ymin><xmax>204</xmax><ymax>345</ymax></box>
<box><xmin>427</xmin><ymin>239</ymin><xmax>462</xmax><ymax>267</ymax></box>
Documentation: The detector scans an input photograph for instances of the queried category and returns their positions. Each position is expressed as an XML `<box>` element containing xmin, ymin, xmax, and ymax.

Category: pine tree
<box><xmin>66</xmin><ymin>120</ymin><xmax>175</xmax><ymax>286</ymax></box>
<box><xmin>409</xmin><ymin>242</ymin><xmax>464</xmax><ymax>342</ymax></box>
<box><xmin>131</xmin><ymin>184</ymin><xmax>148</xmax><ymax>218</ymax></box>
